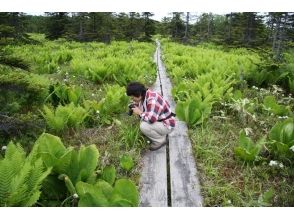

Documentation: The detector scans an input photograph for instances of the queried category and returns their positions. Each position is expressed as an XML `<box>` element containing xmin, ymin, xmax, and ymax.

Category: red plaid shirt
<box><xmin>139</xmin><ymin>89</ymin><xmax>176</xmax><ymax>129</ymax></box>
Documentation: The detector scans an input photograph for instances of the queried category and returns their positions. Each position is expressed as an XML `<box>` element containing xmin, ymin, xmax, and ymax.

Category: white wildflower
<box><xmin>2</xmin><ymin>146</ymin><xmax>7</xmax><ymax>151</ymax></box>
<box><xmin>244</xmin><ymin>128</ymin><xmax>253</xmax><ymax>136</ymax></box>
<box><xmin>147</xmin><ymin>140</ymin><xmax>151</xmax><ymax>144</ymax></box>
<box><xmin>290</xmin><ymin>145</ymin><xmax>294</xmax><ymax>152</ymax></box>
<box><xmin>279</xmin><ymin>163</ymin><xmax>284</xmax><ymax>168</ymax></box>
<box><xmin>96</xmin><ymin>110</ymin><xmax>100</xmax><ymax>114</ymax></box>
<box><xmin>269</xmin><ymin>160</ymin><xmax>278</xmax><ymax>166</ymax></box>
<box><xmin>91</xmin><ymin>93</ymin><xmax>95</xmax><ymax>97</ymax></box>
<box><xmin>73</xmin><ymin>193</ymin><xmax>79</xmax><ymax>199</ymax></box>
<box><xmin>73</xmin><ymin>75</ymin><xmax>76</xmax><ymax>78</ymax></box>
<box><xmin>227</xmin><ymin>200</ymin><xmax>232</xmax><ymax>204</ymax></box>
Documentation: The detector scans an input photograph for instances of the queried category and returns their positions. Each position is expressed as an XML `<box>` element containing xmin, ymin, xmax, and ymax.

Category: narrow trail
<box><xmin>139</xmin><ymin>40</ymin><xmax>203</xmax><ymax>207</ymax></box>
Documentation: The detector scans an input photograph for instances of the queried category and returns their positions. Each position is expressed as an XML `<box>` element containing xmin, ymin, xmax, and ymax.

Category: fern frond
<box><xmin>8</xmin><ymin>161</ymin><xmax>31</xmax><ymax>205</ymax></box>
<box><xmin>0</xmin><ymin>160</ymin><xmax>14</xmax><ymax>206</ymax></box>
<box><xmin>0</xmin><ymin>141</ymin><xmax>51</xmax><ymax>206</ymax></box>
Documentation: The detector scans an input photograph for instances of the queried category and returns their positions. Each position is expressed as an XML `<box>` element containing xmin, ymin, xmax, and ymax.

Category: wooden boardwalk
<box><xmin>139</xmin><ymin>41</ymin><xmax>203</xmax><ymax>207</ymax></box>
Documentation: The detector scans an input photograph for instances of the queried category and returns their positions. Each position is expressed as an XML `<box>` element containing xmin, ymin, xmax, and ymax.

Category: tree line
<box><xmin>0</xmin><ymin>12</ymin><xmax>294</xmax><ymax>59</ymax></box>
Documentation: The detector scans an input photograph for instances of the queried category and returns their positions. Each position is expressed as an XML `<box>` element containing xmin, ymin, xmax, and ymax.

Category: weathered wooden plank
<box><xmin>169</xmin><ymin>121</ymin><xmax>203</xmax><ymax>206</ymax></box>
<box><xmin>139</xmin><ymin>55</ymin><xmax>168</xmax><ymax>207</ymax></box>
<box><xmin>156</xmin><ymin>40</ymin><xmax>203</xmax><ymax>206</ymax></box>
<box><xmin>139</xmin><ymin>147</ymin><xmax>168</xmax><ymax>207</ymax></box>
<box><xmin>139</xmin><ymin>40</ymin><xmax>202</xmax><ymax>207</ymax></box>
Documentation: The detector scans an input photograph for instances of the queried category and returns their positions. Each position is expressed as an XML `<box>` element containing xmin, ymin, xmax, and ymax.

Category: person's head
<box><xmin>126</xmin><ymin>82</ymin><xmax>147</xmax><ymax>103</ymax></box>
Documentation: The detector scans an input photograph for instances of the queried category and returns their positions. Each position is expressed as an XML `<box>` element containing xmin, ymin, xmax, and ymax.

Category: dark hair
<box><xmin>126</xmin><ymin>82</ymin><xmax>147</xmax><ymax>98</ymax></box>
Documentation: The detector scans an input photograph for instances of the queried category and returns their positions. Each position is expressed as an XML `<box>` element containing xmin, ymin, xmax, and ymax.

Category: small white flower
<box><xmin>73</xmin><ymin>75</ymin><xmax>76</xmax><ymax>78</ymax></box>
<box><xmin>244</xmin><ymin>128</ymin><xmax>253</xmax><ymax>136</ymax></box>
<box><xmin>227</xmin><ymin>200</ymin><xmax>232</xmax><ymax>204</ymax></box>
<box><xmin>2</xmin><ymin>146</ymin><xmax>7</xmax><ymax>151</ymax></box>
<box><xmin>269</xmin><ymin>160</ymin><xmax>278</xmax><ymax>166</ymax></box>
<box><xmin>290</xmin><ymin>145</ymin><xmax>294</xmax><ymax>152</ymax></box>
<box><xmin>91</xmin><ymin>93</ymin><xmax>95</xmax><ymax>97</ymax></box>
<box><xmin>73</xmin><ymin>193</ymin><xmax>79</xmax><ymax>199</ymax></box>
<box><xmin>63</xmin><ymin>79</ymin><xmax>68</xmax><ymax>82</ymax></box>
<box><xmin>279</xmin><ymin>163</ymin><xmax>284</xmax><ymax>168</ymax></box>
<box><xmin>96</xmin><ymin>110</ymin><xmax>100</xmax><ymax>114</ymax></box>
<box><xmin>147</xmin><ymin>140</ymin><xmax>151</xmax><ymax>144</ymax></box>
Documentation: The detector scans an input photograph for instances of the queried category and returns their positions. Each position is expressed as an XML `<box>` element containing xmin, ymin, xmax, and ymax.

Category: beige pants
<box><xmin>140</xmin><ymin>121</ymin><xmax>173</xmax><ymax>145</ymax></box>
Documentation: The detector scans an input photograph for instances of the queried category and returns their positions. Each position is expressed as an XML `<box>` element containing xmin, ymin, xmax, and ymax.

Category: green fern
<box><xmin>41</xmin><ymin>103</ymin><xmax>88</xmax><ymax>133</ymax></box>
<box><xmin>0</xmin><ymin>142</ymin><xmax>51</xmax><ymax>206</ymax></box>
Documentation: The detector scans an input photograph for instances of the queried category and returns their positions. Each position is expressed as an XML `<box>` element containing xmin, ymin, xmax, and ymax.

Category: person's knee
<box><xmin>140</xmin><ymin>121</ymin><xmax>149</xmax><ymax>134</ymax></box>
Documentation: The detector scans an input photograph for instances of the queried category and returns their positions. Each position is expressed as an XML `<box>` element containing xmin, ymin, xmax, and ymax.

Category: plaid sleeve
<box><xmin>140</xmin><ymin>97</ymin><xmax>162</xmax><ymax>123</ymax></box>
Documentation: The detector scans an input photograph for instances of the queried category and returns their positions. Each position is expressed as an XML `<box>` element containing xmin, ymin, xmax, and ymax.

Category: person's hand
<box><xmin>132</xmin><ymin>106</ymin><xmax>143</xmax><ymax>116</ymax></box>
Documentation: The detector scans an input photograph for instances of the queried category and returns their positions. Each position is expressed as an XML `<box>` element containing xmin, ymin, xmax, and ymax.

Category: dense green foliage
<box><xmin>269</xmin><ymin>118</ymin><xmax>294</xmax><ymax>164</ymax></box>
<box><xmin>164</xmin><ymin>40</ymin><xmax>293</xmax><ymax>206</ymax></box>
<box><xmin>1</xmin><ymin>11</ymin><xmax>294</xmax><ymax>207</ymax></box>
<box><xmin>0</xmin><ymin>141</ymin><xmax>51</xmax><ymax>206</ymax></box>
<box><xmin>0</xmin><ymin>132</ymin><xmax>140</xmax><ymax>207</ymax></box>
<box><xmin>0</xmin><ymin>33</ymin><xmax>153</xmax><ymax>207</ymax></box>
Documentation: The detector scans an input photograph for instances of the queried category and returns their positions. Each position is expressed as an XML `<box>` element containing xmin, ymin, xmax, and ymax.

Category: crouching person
<box><xmin>126</xmin><ymin>82</ymin><xmax>175</xmax><ymax>151</ymax></box>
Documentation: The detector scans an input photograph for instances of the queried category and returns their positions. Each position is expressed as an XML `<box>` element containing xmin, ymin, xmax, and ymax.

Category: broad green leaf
<box><xmin>258</xmin><ymin>188</ymin><xmax>274</xmax><ymax>207</ymax></box>
<box><xmin>55</xmin><ymin>147</ymin><xmax>74</xmax><ymax>174</ymax></box>
<box><xmin>188</xmin><ymin>99</ymin><xmax>198</xmax><ymax>125</ymax></box>
<box><xmin>102</xmin><ymin>165</ymin><xmax>116</xmax><ymax>185</ymax></box>
<box><xmin>234</xmin><ymin>131</ymin><xmax>265</xmax><ymax>162</ymax></box>
<box><xmin>95</xmin><ymin>180</ymin><xmax>113</xmax><ymax>201</ymax></box>
<box><xmin>120</xmin><ymin>154</ymin><xmax>134</xmax><ymax>171</ymax></box>
<box><xmin>175</xmin><ymin>102</ymin><xmax>185</xmax><ymax>120</ymax></box>
<box><xmin>78</xmin><ymin>144</ymin><xmax>99</xmax><ymax>182</ymax></box>
<box><xmin>269</xmin><ymin>118</ymin><xmax>294</xmax><ymax>159</ymax></box>
<box><xmin>76</xmin><ymin>181</ymin><xmax>109</xmax><ymax>207</ymax></box>
<box><xmin>32</xmin><ymin>133</ymin><xmax>66</xmax><ymax>168</ymax></box>
<box><xmin>111</xmin><ymin>179</ymin><xmax>139</xmax><ymax>207</ymax></box>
